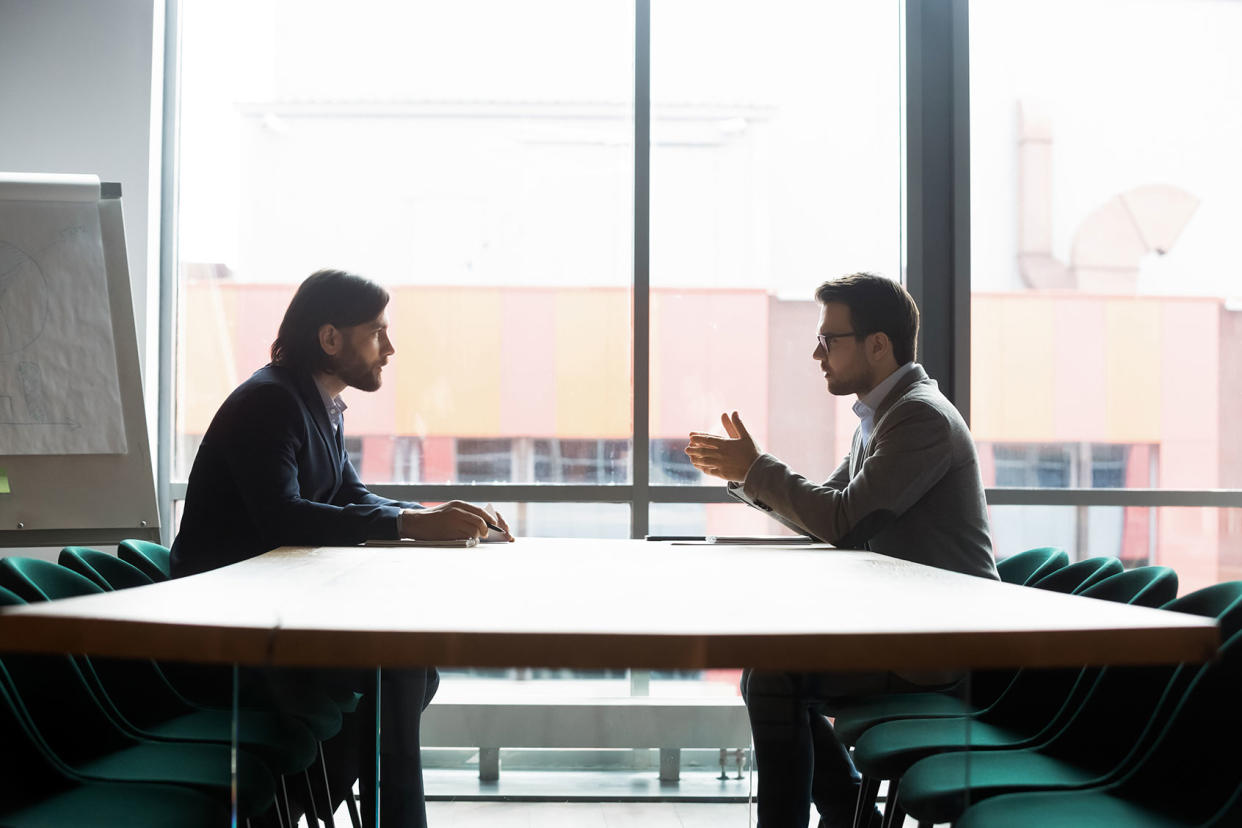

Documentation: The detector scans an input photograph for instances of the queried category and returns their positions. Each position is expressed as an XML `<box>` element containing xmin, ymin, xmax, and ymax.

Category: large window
<box><xmin>970</xmin><ymin>0</ymin><xmax>1242</xmax><ymax>592</ymax></box>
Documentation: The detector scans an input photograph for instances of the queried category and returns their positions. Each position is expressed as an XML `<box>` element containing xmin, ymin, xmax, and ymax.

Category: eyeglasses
<box><xmin>816</xmin><ymin>331</ymin><xmax>867</xmax><ymax>352</ymax></box>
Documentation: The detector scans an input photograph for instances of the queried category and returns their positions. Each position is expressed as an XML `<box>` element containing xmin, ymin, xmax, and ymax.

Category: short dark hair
<box><xmin>814</xmin><ymin>272</ymin><xmax>920</xmax><ymax>364</ymax></box>
<box><xmin>270</xmin><ymin>269</ymin><xmax>390</xmax><ymax>373</ymax></box>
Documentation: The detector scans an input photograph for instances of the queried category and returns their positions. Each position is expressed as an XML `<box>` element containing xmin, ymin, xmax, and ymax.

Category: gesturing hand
<box><xmin>399</xmin><ymin>500</ymin><xmax>514</xmax><ymax>541</ymax></box>
<box><xmin>684</xmin><ymin>411</ymin><xmax>761</xmax><ymax>483</ymax></box>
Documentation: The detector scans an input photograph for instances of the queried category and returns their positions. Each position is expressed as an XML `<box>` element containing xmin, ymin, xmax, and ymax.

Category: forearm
<box><xmin>740</xmin><ymin>454</ymin><xmax>855</xmax><ymax>544</ymax></box>
<box><xmin>740</xmin><ymin>408</ymin><xmax>953</xmax><ymax>548</ymax></box>
<box><xmin>255</xmin><ymin>497</ymin><xmax>404</xmax><ymax>547</ymax></box>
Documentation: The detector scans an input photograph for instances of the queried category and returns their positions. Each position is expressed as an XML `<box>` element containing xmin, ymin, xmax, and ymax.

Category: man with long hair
<box><xmin>172</xmin><ymin>268</ymin><xmax>510</xmax><ymax>827</ymax></box>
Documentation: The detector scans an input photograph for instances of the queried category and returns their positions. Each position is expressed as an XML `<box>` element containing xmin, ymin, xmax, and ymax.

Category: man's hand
<box><xmin>399</xmin><ymin>501</ymin><xmax>514</xmax><ymax>541</ymax></box>
<box><xmin>685</xmin><ymin>411</ymin><xmax>761</xmax><ymax>483</ymax></box>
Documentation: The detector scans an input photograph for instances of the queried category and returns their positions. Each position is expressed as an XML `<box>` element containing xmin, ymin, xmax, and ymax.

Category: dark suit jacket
<box><xmin>171</xmin><ymin>363</ymin><xmax>417</xmax><ymax>578</ymax></box>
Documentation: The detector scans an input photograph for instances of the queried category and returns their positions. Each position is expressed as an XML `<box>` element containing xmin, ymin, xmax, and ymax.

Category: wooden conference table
<box><xmin>0</xmin><ymin>538</ymin><xmax>1220</xmax><ymax>672</ymax></box>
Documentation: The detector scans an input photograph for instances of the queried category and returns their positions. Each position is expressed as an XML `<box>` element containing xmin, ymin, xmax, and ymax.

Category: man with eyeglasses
<box><xmin>685</xmin><ymin>272</ymin><xmax>996</xmax><ymax>828</ymax></box>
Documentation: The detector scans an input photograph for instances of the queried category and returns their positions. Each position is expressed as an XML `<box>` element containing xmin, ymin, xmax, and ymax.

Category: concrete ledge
<box><xmin>422</xmin><ymin>698</ymin><xmax>751</xmax><ymax>781</ymax></box>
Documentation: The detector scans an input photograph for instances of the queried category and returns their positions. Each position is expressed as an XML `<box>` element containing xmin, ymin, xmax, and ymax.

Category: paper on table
<box><xmin>0</xmin><ymin>175</ymin><xmax>127</xmax><ymax>454</ymax></box>
<box><xmin>482</xmin><ymin>502</ymin><xmax>511</xmax><ymax>543</ymax></box>
<box><xmin>365</xmin><ymin>538</ymin><xmax>479</xmax><ymax>548</ymax></box>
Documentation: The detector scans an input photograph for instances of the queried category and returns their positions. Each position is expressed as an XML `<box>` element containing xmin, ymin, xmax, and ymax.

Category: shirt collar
<box><xmin>852</xmin><ymin>361</ymin><xmax>917</xmax><ymax>422</ymax></box>
<box><xmin>311</xmin><ymin>375</ymin><xmax>348</xmax><ymax>427</ymax></box>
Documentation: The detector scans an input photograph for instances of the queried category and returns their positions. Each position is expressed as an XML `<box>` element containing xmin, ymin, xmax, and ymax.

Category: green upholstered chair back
<box><xmin>1079</xmin><ymin>566</ymin><xmax>1178</xmax><ymax>608</ymax></box>
<box><xmin>59</xmin><ymin>547</ymin><xmax>156</xmax><ymax>592</ymax></box>
<box><xmin>1030</xmin><ymin>556</ymin><xmax>1124</xmax><ymax>595</ymax></box>
<box><xmin>1162</xmin><ymin>581</ymin><xmax>1242</xmax><ymax>639</ymax></box>
<box><xmin>0</xmin><ymin>585</ymin><xmax>25</xmax><ymax>608</ymax></box>
<box><xmin>117</xmin><ymin>539</ymin><xmax>171</xmax><ymax>582</ymax></box>
<box><xmin>0</xmin><ymin>557</ymin><xmax>103</xmax><ymax>603</ymax></box>
<box><xmin>997</xmin><ymin>547</ymin><xmax>1068</xmax><ymax>586</ymax></box>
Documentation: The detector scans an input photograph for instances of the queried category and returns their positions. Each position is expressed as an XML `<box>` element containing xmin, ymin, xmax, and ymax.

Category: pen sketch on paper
<box><xmin>0</xmin><ymin>198</ymin><xmax>127</xmax><ymax>455</ymax></box>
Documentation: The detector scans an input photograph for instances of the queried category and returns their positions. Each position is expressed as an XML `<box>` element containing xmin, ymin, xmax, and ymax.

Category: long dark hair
<box><xmin>270</xmin><ymin>269</ymin><xmax>390</xmax><ymax>373</ymax></box>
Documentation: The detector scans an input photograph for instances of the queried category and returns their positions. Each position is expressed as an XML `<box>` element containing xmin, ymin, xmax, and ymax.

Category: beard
<box><xmin>330</xmin><ymin>347</ymin><xmax>384</xmax><ymax>392</ymax></box>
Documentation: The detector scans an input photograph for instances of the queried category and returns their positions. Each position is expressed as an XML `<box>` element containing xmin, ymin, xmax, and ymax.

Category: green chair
<box><xmin>899</xmin><ymin>580</ymin><xmax>1242</xmax><ymax>825</ymax></box>
<box><xmin>956</xmin><ymin>626</ymin><xmax>1242</xmax><ymax>828</ymax></box>
<box><xmin>117</xmin><ymin>538</ymin><xmax>172</xmax><ymax>582</ymax></box>
<box><xmin>0</xmin><ymin>557</ymin><xmax>322</xmax><ymax>823</ymax></box>
<box><xmin>834</xmin><ymin>557</ymin><xmax>1120</xmax><ymax>753</ymax></box>
<box><xmin>0</xmin><ymin>635</ymin><xmax>230</xmax><ymax>828</ymax></box>
<box><xmin>852</xmin><ymin>566</ymin><xmax>1178</xmax><ymax>828</ymax></box>
<box><xmin>996</xmin><ymin>546</ymin><xmax>1068</xmax><ymax>586</ymax></box>
<box><xmin>1028</xmin><ymin>555</ymin><xmax>1124</xmax><ymax>595</ymax></box>
<box><xmin>835</xmin><ymin>555</ymin><xmax>1113</xmax><ymax>821</ymax></box>
<box><xmin>7</xmin><ymin>553</ymin><xmax>351</xmax><ymax>828</ymax></box>
<box><xmin>0</xmin><ymin>585</ymin><xmax>277</xmax><ymax>819</ymax></box>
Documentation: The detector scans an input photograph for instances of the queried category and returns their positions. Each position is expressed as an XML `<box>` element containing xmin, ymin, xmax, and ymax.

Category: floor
<box><xmin>310</xmin><ymin>801</ymin><xmax>920</xmax><ymax>827</ymax></box>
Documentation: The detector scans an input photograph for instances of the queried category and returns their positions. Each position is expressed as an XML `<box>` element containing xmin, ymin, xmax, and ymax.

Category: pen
<box><xmin>485</xmin><ymin>521</ymin><xmax>506</xmax><ymax>534</ymax></box>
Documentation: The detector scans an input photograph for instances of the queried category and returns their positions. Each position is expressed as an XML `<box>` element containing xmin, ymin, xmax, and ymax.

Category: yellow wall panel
<box><xmin>392</xmin><ymin>288</ymin><xmax>502</xmax><ymax>436</ymax></box>
<box><xmin>972</xmin><ymin>297</ymin><xmax>1056</xmax><ymax>441</ymax></box>
<box><xmin>555</xmin><ymin>290</ymin><xmax>631</xmax><ymax>438</ymax></box>
<box><xmin>1104</xmin><ymin>301</ymin><xmax>1161</xmax><ymax>441</ymax></box>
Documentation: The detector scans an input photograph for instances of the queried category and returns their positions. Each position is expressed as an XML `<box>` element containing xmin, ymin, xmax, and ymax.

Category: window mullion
<box><xmin>631</xmin><ymin>0</ymin><xmax>652</xmax><ymax>539</ymax></box>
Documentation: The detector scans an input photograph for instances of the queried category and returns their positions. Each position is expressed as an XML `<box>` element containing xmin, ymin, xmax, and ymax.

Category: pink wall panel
<box><xmin>500</xmin><ymin>289</ymin><xmax>556</xmax><ymax>436</ymax></box>
<box><xmin>651</xmin><ymin>290</ymin><xmax>769</xmax><ymax>442</ymax></box>
<box><xmin>359</xmin><ymin>435</ymin><xmax>393</xmax><ymax>482</ymax></box>
<box><xmin>1053</xmin><ymin>299</ymin><xmax>1108</xmax><ymax>441</ymax></box>
<box><xmin>1158</xmin><ymin>507</ymin><xmax>1219</xmax><ymax>596</ymax></box>
<box><xmin>422</xmin><ymin>436</ymin><xmax>455</xmax><ymax>484</ymax></box>
<box><xmin>766</xmin><ymin>297</ymin><xmax>840</xmax><ymax>482</ymax></box>
<box><xmin>1159</xmin><ymin>301</ymin><xmax>1219</xmax><ymax>488</ymax></box>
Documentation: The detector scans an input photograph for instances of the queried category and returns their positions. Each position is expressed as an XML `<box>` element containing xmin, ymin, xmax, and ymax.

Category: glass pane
<box><xmin>648</xmin><ymin>1</ymin><xmax>902</xmax><ymax>485</ymax></box>
<box><xmin>176</xmin><ymin>0</ymin><xmax>635</xmax><ymax>483</ymax></box>
<box><xmin>467</xmin><ymin>502</ymin><xmax>630</xmax><ymax>540</ymax></box>
<box><xmin>990</xmin><ymin>505</ymin><xmax>1242</xmax><ymax>595</ymax></box>
<box><xmin>970</xmin><ymin>0</ymin><xmax>1242</xmax><ymax>491</ymax></box>
<box><xmin>649</xmin><ymin>502</ymin><xmax>804</xmax><ymax>539</ymax></box>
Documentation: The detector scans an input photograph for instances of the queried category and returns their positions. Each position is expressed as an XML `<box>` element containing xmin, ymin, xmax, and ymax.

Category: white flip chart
<box><xmin>0</xmin><ymin>172</ymin><xmax>127</xmax><ymax>454</ymax></box>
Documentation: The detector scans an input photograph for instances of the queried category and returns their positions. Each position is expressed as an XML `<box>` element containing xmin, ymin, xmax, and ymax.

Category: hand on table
<box><xmin>400</xmin><ymin>501</ymin><xmax>515</xmax><ymax>542</ymax></box>
<box><xmin>685</xmin><ymin>411</ymin><xmax>761</xmax><ymax>483</ymax></box>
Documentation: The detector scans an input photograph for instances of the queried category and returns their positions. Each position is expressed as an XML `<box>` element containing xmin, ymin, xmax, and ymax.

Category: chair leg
<box><xmin>316</xmin><ymin>743</ymin><xmax>337</xmax><ymax>828</ymax></box>
<box><xmin>342</xmin><ymin>784</ymin><xmax>362</xmax><ymax>828</ymax></box>
<box><xmin>269</xmin><ymin>787</ymin><xmax>289</xmax><ymax>828</ymax></box>
<box><xmin>303</xmin><ymin>769</ymin><xmax>321</xmax><ymax>826</ymax></box>
<box><xmin>279</xmin><ymin>776</ymin><xmax>295</xmax><ymax>828</ymax></box>
<box><xmin>854</xmin><ymin>776</ymin><xmax>881</xmax><ymax>828</ymax></box>
<box><xmin>881</xmin><ymin>780</ymin><xmax>906</xmax><ymax>828</ymax></box>
<box><xmin>345</xmin><ymin>790</ymin><xmax>363</xmax><ymax>828</ymax></box>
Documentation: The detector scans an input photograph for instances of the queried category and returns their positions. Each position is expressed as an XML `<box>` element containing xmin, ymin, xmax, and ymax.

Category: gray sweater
<box><xmin>731</xmin><ymin>364</ymin><xmax>997</xmax><ymax>583</ymax></box>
